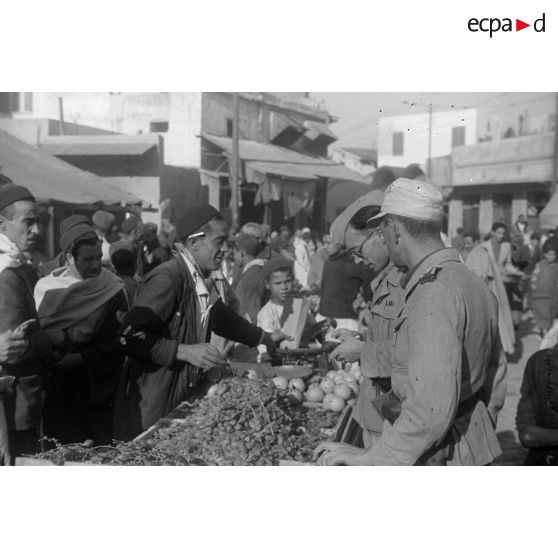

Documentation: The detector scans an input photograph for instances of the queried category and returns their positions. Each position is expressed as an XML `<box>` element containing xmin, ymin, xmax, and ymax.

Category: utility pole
<box><xmin>427</xmin><ymin>103</ymin><xmax>433</xmax><ymax>178</ymax></box>
<box><xmin>58</xmin><ymin>97</ymin><xmax>65</xmax><ymax>136</ymax></box>
<box><xmin>230</xmin><ymin>93</ymin><xmax>240</xmax><ymax>231</ymax></box>
<box><xmin>552</xmin><ymin>92</ymin><xmax>558</xmax><ymax>194</ymax></box>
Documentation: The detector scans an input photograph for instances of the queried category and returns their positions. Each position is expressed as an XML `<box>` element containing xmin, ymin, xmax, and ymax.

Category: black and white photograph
<box><xmin>2</xmin><ymin>91</ymin><xmax>557</xmax><ymax>467</ymax></box>
<box><xmin>3</xmin><ymin>2</ymin><xmax>557</xmax><ymax>557</ymax></box>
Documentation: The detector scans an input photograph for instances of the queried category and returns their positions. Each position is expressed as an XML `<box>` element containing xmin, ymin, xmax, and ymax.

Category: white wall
<box><xmin>476</xmin><ymin>93</ymin><xmax>555</xmax><ymax>142</ymax></box>
<box><xmin>332</xmin><ymin>150</ymin><xmax>376</xmax><ymax>176</ymax></box>
<box><xmin>24</xmin><ymin>92</ymin><xmax>203</xmax><ymax>168</ymax></box>
<box><xmin>377</xmin><ymin>109</ymin><xmax>477</xmax><ymax>168</ymax></box>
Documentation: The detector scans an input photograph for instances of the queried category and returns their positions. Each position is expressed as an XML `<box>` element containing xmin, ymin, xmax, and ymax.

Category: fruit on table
<box><xmin>305</xmin><ymin>385</ymin><xmax>325</xmax><ymax>403</ymax></box>
<box><xmin>322</xmin><ymin>393</ymin><xmax>336</xmax><ymax>410</ymax></box>
<box><xmin>28</xmin><ymin>378</ymin><xmax>342</xmax><ymax>466</ymax></box>
<box><xmin>320</xmin><ymin>378</ymin><xmax>335</xmax><ymax>394</ymax></box>
<box><xmin>288</xmin><ymin>378</ymin><xmax>305</xmax><ymax>392</ymax></box>
<box><xmin>288</xmin><ymin>388</ymin><xmax>305</xmax><ymax>406</ymax></box>
<box><xmin>333</xmin><ymin>383</ymin><xmax>352</xmax><ymax>401</ymax></box>
<box><xmin>272</xmin><ymin>376</ymin><xmax>289</xmax><ymax>390</ymax></box>
<box><xmin>327</xmin><ymin>394</ymin><xmax>345</xmax><ymax>412</ymax></box>
<box><xmin>326</xmin><ymin>370</ymin><xmax>337</xmax><ymax>381</ymax></box>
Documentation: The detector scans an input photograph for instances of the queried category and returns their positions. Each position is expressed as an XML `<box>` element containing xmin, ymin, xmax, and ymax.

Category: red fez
<box><xmin>59</xmin><ymin>214</ymin><xmax>91</xmax><ymax>235</ymax></box>
<box><xmin>92</xmin><ymin>210</ymin><xmax>115</xmax><ymax>231</ymax></box>
<box><xmin>0</xmin><ymin>184</ymin><xmax>35</xmax><ymax>211</ymax></box>
<box><xmin>176</xmin><ymin>204</ymin><xmax>222</xmax><ymax>240</ymax></box>
<box><xmin>60</xmin><ymin>224</ymin><xmax>98</xmax><ymax>252</ymax></box>
<box><xmin>236</xmin><ymin>233</ymin><xmax>261</xmax><ymax>256</ymax></box>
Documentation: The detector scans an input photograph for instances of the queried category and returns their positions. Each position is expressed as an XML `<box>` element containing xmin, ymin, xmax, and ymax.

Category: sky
<box><xmin>311</xmin><ymin>92</ymin><xmax>515</xmax><ymax>149</ymax></box>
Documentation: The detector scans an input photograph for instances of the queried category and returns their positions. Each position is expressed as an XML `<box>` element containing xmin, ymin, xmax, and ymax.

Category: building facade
<box><xmin>1</xmin><ymin>92</ymin><xmax>361</xmax><ymax>234</ymax></box>
<box><xmin>332</xmin><ymin>147</ymin><xmax>377</xmax><ymax>176</ymax></box>
<box><xmin>377</xmin><ymin>108</ymin><xmax>477</xmax><ymax>169</ymax></box>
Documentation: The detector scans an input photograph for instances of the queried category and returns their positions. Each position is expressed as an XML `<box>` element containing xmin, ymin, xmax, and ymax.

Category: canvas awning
<box><xmin>41</xmin><ymin>134</ymin><xmax>159</xmax><ymax>157</ymax></box>
<box><xmin>202</xmin><ymin>133</ymin><xmax>366</xmax><ymax>183</ymax></box>
<box><xmin>0</xmin><ymin>129</ymin><xmax>143</xmax><ymax>206</ymax></box>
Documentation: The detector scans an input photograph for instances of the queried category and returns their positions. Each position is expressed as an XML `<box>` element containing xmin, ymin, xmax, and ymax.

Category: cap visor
<box><xmin>366</xmin><ymin>211</ymin><xmax>387</xmax><ymax>227</ymax></box>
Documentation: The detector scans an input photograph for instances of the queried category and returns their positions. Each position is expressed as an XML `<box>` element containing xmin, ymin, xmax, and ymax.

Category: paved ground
<box><xmin>493</xmin><ymin>318</ymin><xmax>540</xmax><ymax>466</ymax></box>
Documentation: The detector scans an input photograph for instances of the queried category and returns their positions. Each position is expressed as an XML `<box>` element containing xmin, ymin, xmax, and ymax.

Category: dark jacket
<box><xmin>318</xmin><ymin>255</ymin><xmax>374</xmax><ymax>320</ymax></box>
<box><xmin>233</xmin><ymin>263</ymin><xmax>268</xmax><ymax>323</ymax></box>
<box><xmin>113</xmin><ymin>255</ymin><xmax>264</xmax><ymax>440</ymax></box>
<box><xmin>0</xmin><ymin>266</ymin><xmax>51</xmax><ymax>431</ymax></box>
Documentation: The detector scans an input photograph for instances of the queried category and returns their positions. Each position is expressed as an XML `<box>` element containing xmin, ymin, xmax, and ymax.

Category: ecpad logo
<box><xmin>468</xmin><ymin>13</ymin><xmax>546</xmax><ymax>37</ymax></box>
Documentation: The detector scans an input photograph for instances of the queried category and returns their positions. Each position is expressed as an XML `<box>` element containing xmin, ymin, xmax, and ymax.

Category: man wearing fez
<box><xmin>34</xmin><ymin>225</ymin><xmax>127</xmax><ymax>444</ymax></box>
<box><xmin>316</xmin><ymin>179</ymin><xmax>507</xmax><ymax>466</ymax></box>
<box><xmin>114</xmin><ymin>204</ymin><xmax>289</xmax><ymax>440</ymax></box>
<box><xmin>40</xmin><ymin>214</ymin><xmax>91</xmax><ymax>277</ymax></box>
<box><xmin>0</xmin><ymin>184</ymin><xmax>52</xmax><ymax>464</ymax></box>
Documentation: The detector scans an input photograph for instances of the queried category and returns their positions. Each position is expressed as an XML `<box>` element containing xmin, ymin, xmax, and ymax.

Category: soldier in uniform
<box><xmin>323</xmin><ymin>190</ymin><xmax>406</xmax><ymax>448</ymax></box>
<box><xmin>315</xmin><ymin>178</ymin><xmax>508</xmax><ymax>465</ymax></box>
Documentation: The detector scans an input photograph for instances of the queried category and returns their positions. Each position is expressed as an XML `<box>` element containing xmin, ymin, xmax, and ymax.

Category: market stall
<box><xmin>17</xmin><ymin>354</ymin><xmax>363</xmax><ymax>466</ymax></box>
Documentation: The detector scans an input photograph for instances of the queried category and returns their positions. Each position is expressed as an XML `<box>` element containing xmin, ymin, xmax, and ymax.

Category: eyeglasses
<box><xmin>350</xmin><ymin>228</ymin><xmax>381</xmax><ymax>259</ymax></box>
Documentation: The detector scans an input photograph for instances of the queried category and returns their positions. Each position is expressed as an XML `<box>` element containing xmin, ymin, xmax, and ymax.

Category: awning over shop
<box><xmin>41</xmin><ymin>133</ymin><xmax>160</xmax><ymax>157</ymax></box>
<box><xmin>246</xmin><ymin>161</ymin><xmax>321</xmax><ymax>181</ymax></box>
<box><xmin>0</xmin><ymin>129</ymin><xmax>143</xmax><ymax>206</ymax></box>
<box><xmin>202</xmin><ymin>133</ymin><xmax>366</xmax><ymax>183</ymax></box>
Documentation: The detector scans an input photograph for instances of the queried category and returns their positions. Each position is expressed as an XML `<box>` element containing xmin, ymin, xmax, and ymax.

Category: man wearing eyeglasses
<box><xmin>323</xmin><ymin>189</ymin><xmax>407</xmax><ymax>449</ymax></box>
<box><xmin>316</xmin><ymin>178</ymin><xmax>507</xmax><ymax>465</ymax></box>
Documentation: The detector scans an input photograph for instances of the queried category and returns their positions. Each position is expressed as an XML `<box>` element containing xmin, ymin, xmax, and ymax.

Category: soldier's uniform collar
<box><xmin>402</xmin><ymin>247</ymin><xmax>462</xmax><ymax>297</ymax></box>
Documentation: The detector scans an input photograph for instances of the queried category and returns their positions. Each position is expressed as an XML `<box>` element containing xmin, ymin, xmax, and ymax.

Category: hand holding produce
<box><xmin>330</xmin><ymin>337</ymin><xmax>364</xmax><ymax>363</ymax></box>
<box><xmin>177</xmin><ymin>343</ymin><xmax>227</xmax><ymax>369</ymax></box>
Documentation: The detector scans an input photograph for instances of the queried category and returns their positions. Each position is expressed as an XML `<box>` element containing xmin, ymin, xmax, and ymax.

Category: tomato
<box><xmin>333</xmin><ymin>383</ymin><xmax>352</xmax><ymax>401</ymax></box>
<box><xmin>328</xmin><ymin>394</ymin><xmax>345</xmax><ymax>412</ymax></box>
<box><xmin>320</xmin><ymin>378</ymin><xmax>335</xmax><ymax>394</ymax></box>
<box><xmin>288</xmin><ymin>377</ymin><xmax>305</xmax><ymax>392</ymax></box>
<box><xmin>306</xmin><ymin>385</ymin><xmax>325</xmax><ymax>403</ymax></box>
<box><xmin>272</xmin><ymin>376</ymin><xmax>289</xmax><ymax>390</ymax></box>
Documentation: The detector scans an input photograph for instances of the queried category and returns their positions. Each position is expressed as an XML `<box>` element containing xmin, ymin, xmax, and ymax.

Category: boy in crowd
<box><xmin>257</xmin><ymin>258</ymin><xmax>296</xmax><ymax>359</ymax></box>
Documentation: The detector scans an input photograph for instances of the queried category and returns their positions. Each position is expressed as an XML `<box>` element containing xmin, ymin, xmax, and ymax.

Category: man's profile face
<box><xmin>72</xmin><ymin>242</ymin><xmax>102</xmax><ymax>279</ymax></box>
<box><xmin>380</xmin><ymin>217</ymin><xmax>405</xmax><ymax>267</ymax></box>
<box><xmin>344</xmin><ymin>224</ymin><xmax>389</xmax><ymax>271</ymax></box>
<box><xmin>0</xmin><ymin>200</ymin><xmax>40</xmax><ymax>252</ymax></box>
<box><xmin>191</xmin><ymin>218</ymin><xmax>229</xmax><ymax>272</ymax></box>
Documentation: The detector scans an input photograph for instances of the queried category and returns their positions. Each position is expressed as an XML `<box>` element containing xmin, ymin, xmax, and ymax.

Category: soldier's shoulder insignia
<box><xmin>418</xmin><ymin>265</ymin><xmax>443</xmax><ymax>285</ymax></box>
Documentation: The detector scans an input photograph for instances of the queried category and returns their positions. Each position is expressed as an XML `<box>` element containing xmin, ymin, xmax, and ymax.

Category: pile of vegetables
<box><xmin>28</xmin><ymin>377</ymin><xmax>341</xmax><ymax>466</ymax></box>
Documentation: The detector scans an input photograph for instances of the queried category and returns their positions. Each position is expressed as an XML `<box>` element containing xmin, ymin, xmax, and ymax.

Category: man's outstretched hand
<box><xmin>313</xmin><ymin>441</ymin><xmax>371</xmax><ymax>466</ymax></box>
<box><xmin>262</xmin><ymin>330</ymin><xmax>293</xmax><ymax>357</ymax></box>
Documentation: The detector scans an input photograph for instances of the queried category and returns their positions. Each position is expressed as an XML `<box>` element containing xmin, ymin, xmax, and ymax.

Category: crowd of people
<box><xmin>2</xmin><ymin>176</ymin><xmax>558</xmax><ymax>465</ymax></box>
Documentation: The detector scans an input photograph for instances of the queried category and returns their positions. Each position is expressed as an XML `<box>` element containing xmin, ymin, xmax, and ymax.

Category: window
<box><xmin>392</xmin><ymin>132</ymin><xmax>404</xmax><ymax>156</ymax></box>
<box><xmin>226</xmin><ymin>118</ymin><xmax>234</xmax><ymax>138</ymax></box>
<box><xmin>451</xmin><ymin>126</ymin><xmax>466</xmax><ymax>148</ymax></box>
<box><xmin>149</xmin><ymin>120</ymin><xmax>169</xmax><ymax>133</ymax></box>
